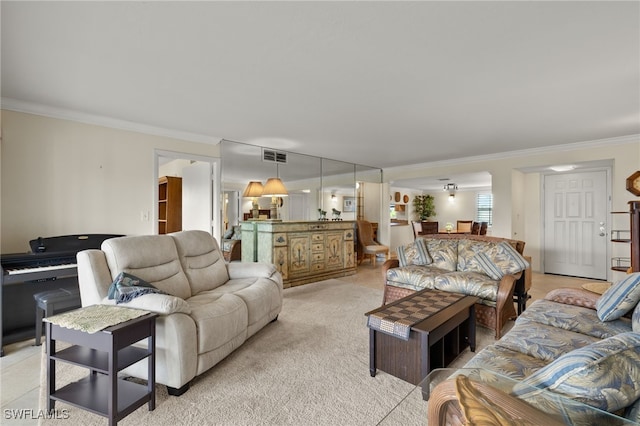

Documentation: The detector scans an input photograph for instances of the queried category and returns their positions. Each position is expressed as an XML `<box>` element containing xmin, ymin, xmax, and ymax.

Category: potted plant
<box><xmin>413</xmin><ymin>195</ymin><xmax>436</xmax><ymax>221</ymax></box>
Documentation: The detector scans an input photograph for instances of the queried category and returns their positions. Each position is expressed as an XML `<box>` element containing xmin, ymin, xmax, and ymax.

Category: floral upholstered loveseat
<box><xmin>221</xmin><ymin>225</ymin><xmax>242</xmax><ymax>262</ymax></box>
<box><xmin>381</xmin><ymin>234</ymin><xmax>529</xmax><ymax>338</ymax></box>
<box><xmin>428</xmin><ymin>273</ymin><xmax>640</xmax><ymax>425</ymax></box>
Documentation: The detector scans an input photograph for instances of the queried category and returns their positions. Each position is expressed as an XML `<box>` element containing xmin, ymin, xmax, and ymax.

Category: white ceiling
<box><xmin>2</xmin><ymin>1</ymin><xmax>639</xmax><ymax>175</ymax></box>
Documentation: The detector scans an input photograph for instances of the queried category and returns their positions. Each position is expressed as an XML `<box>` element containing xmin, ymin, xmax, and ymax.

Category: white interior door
<box><xmin>288</xmin><ymin>193</ymin><xmax>309</xmax><ymax>221</ymax></box>
<box><xmin>182</xmin><ymin>161</ymin><xmax>213</xmax><ymax>234</ymax></box>
<box><xmin>543</xmin><ymin>170</ymin><xmax>608</xmax><ymax>279</ymax></box>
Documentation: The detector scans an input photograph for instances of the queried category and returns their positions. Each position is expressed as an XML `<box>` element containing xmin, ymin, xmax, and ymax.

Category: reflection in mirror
<box><xmin>321</xmin><ymin>158</ymin><xmax>355</xmax><ymax>221</ymax></box>
<box><xmin>156</xmin><ymin>152</ymin><xmax>219</xmax><ymax>237</ymax></box>
<box><xmin>220</xmin><ymin>140</ymin><xmax>382</xmax><ymax>230</ymax></box>
<box><xmin>356</xmin><ymin>165</ymin><xmax>383</xmax><ymax>223</ymax></box>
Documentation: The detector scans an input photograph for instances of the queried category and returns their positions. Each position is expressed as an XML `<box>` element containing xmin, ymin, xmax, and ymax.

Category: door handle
<box><xmin>599</xmin><ymin>226</ymin><xmax>606</xmax><ymax>237</ymax></box>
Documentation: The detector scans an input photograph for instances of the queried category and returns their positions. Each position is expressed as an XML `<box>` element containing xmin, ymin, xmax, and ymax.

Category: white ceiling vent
<box><xmin>262</xmin><ymin>148</ymin><xmax>287</xmax><ymax>164</ymax></box>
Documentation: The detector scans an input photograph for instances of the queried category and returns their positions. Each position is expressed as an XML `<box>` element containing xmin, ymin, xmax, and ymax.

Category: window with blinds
<box><xmin>476</xmin><ymin>193</ymin><xmax>493</xmax><ymax>226</ymax></box>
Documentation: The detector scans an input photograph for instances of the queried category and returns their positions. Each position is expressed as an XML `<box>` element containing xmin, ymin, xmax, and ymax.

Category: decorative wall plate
<box><xmin>626</xmin><ymin>170</ymin><xmax>640</xmax><ymax>196</ymax></box>
<box><xmin>394</xmin><ymin>192</ymin><xmax>401</xmax><ymax>202</ymax></box>
<box><xmin>403</xmin><ymin>194</ymin><xmax>409</xmax><ymax>203</ymax></box>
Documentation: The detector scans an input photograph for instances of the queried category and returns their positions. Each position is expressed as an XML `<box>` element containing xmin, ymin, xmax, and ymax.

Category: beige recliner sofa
<box><xmin>76</xmin><ymin>230</ymin><xmax>283</xmax><ymax>395</ymax></box>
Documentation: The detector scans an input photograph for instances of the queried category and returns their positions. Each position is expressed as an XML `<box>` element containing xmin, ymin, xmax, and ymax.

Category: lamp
<box><xmin>262</xmin><ymin>177</ymin><xmax>288</xmax><ymax>219</ymax></box>
<box><xmin>444</xmin><ymin>183</ymin><xmax>458</xmax><ymax>202</ymax></box>
<box><xmin>243</xmin><ymin>181</ymin><xmax>264</xmax><ymax>219</ymax></box>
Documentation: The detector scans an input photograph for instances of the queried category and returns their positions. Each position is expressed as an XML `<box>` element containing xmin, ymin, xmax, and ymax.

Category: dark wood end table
<box><xmin>46</xmin><ymin>308</ymin><xmax>158</xmax><ymax>426</ymax></box>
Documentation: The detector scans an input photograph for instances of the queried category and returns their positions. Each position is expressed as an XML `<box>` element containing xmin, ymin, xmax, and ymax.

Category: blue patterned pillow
<box><xmin>475</xmin><ymin>252</ymin><xmax>503</xmax><ymax>280</ymax></box>
<box><xmin>496</xmin><ymin>241</ymin><xmax>529</xmax><ymax>272</ymax></box>
<box><xmin>596</xmin><ymin>273</ymin><xmax>640</xmax><ymax>321</ymax></box>
<box><xmin>397</xmin><ymin>238</ymin><xmax>431</xmax><ymax>267</ymax></box>
<box><xmin>231</xmin><ymin>225</ymin><xmax>243</xmax><ymax>240</ymax></box>
<box><xmin>514</xmin><ymin>332</ymin><xmax>640</xmax><ymax>412</ymax></box>
<box><xmin>475</xmin><ymin>242</ymin><xmax>529</xmax><ymax>280</ymax></box>
<box><xmin>633</xmin><ymin>302</ymin><xmax>640</xmax><ymax>333</ymax></box>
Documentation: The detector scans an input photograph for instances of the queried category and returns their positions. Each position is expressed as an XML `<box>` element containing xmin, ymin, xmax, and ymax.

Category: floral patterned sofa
<box><xmin>428</xmin><ymin>274</ymin><xmax>640</xmax><ymax>425</ymax></box>
<box><xmin>381</xmin><ymin>234</ymin><xmax>528</xmax><ymax>338</ymax></box>
<box><xmin>221</xmin><ymin>225</ymin><xmax>242</xmax><ymax>262</ymax></box>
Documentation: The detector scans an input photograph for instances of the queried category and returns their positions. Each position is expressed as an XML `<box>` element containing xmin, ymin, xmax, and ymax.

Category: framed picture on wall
<box><xmin>343</xmin><ymin>197</ymin><xmax>355</xmax><ymax>212</ymax></box>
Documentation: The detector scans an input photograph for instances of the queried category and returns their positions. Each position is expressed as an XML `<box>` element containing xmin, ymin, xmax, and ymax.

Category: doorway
<box><xmin>543</xmin><ymin>169</ymin><xmax>609</xmax><ymax>280</ymax></box>
<box><xmin>154</xmin><ymin>150</ymin><xmax>222</xmax><ymax>241</ymax></box>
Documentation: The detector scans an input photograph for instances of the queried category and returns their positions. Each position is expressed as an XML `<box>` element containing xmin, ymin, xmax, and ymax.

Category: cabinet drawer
<box><xmin>311</xmin><ymin>243</ymin><xmax>324</xmax><ymax>252</ymax></box>
<box><xmin>273</xmin><ymin>233</ymin><xmax>287</xmax><ymax>246</ymax></box>
<box><xmin>344</xmin><ymin>229</ymin><xmax>354</xmax><ymax>241</ymax></box>
<box><xmin>312</xmin><ymin>252</ymin><xmax>325</xmax><ymax>262</ymax></box>
<box><xmin>311</xmin><ymin>262</ymin><xmax>325</xmax><ymax>271</ymax></box>
<box><xmin>311</xmin><ymin>233</ymin><xmax>324</xmax><ymax>242</ymax></box>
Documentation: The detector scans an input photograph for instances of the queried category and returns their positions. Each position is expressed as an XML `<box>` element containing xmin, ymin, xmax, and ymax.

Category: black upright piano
<box><xmin>1</xmin><ymin>234</ymin><xmax>123</xmax><ymax>356</ymax></box>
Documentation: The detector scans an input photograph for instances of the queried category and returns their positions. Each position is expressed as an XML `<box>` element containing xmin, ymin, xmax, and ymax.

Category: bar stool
<box><xmin>33</xmin><ymin>288</ymin><xmax>81</xmax><ymax>345</ymax></box>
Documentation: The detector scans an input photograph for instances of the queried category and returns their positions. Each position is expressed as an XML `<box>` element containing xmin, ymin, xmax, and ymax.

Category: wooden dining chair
<box><xmin>456</xmin><ymin>220</ymin><xmax>473</xmax><ymax>234</ymax></box>
<box><xmin>479</xmin><ymin>222</ymin><xmax>488</xmax><ymax>235</ymax></box>
<box><xmin>471</xmin><ymin>222</ymin><xmax>480</xmax><ymax>235</ymax></box>
<box><xmin>356</xmin><ymin>219</ymin><xmax>389</xmax><ymax>266</ymax></box>
<box><xmin>421</xmin><ymin>221</ymin><xmax>438</xmax><ymax>234</ymax></box>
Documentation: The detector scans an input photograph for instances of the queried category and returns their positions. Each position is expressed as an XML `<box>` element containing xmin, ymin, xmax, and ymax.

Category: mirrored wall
<box><xmin>220</xmin><ymin>140</ymin><xmax>382</xmax><ymax>230</ymax></box>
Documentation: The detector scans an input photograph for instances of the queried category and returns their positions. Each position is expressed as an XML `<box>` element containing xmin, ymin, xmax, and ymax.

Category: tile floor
<box><xmin>0</xmin><ymin>266</ymin><xmax>595</xmax><ymax>425</ymax></box>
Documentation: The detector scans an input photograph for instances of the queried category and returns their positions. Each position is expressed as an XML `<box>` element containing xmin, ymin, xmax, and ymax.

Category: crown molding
<box><xmin>384</xmin><ymin>134</ymin><xmax>640</xmax><ymax>175</ymax></box>
<box><xmin>3</xmin><ymin>97</ymin><xmax>637</xmax><ymax>171</ymax></box>
<box><xmin>1</xmin><ymin>98</ymin><xmax>221</xmax><ymax>145</ymax></box>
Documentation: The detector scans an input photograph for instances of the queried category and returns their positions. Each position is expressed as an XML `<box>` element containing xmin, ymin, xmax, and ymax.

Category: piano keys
<box><xmin>1</xmin><ymin>251</ymin><xmax>78</xmax><ymax>282</ymax></box>
<box><xmin>5</xmin><ymin>262</ymin><xmax>77</xmax><ymax>277</ymax></box>
<box><xmin>1</xmin><ymin>234</ymin><xmax>123</xmax><ymax>356</ymax></box>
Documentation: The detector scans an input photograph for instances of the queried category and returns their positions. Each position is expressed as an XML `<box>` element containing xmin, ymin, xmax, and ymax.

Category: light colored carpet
<box><xmin>39</xmin><ymin>280</ymin><xmax>500</xmax><ymax>425</ymax></box>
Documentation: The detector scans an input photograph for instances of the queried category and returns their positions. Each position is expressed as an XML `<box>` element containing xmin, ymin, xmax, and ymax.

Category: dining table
<box><xmin>438</xmin><ymin>229</ymin><xmax>471</xmax><ymax>234</ymax></box>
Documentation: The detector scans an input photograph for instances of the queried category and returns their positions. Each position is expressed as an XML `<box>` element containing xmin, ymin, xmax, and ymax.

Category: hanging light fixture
<box><xmin>243</xmin><ymin>181</ymin><xmax>264</xmax><ymax>219</ymax></box>
<box><xmin>444</xmin><ymin>183</ymin><xmax>458</xmax><ymax>202</ymax></box>
<box><xmin>262</xmin><ymin>177</ymin><xmax>288</xmax><ymax>219</ymax></box>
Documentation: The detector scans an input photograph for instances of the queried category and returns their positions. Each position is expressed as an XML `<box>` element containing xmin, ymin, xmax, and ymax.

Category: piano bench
<box><xmin>33</xmin><ymin>288</ymin><xmax>81</xmax><ymax>346</ymax></box>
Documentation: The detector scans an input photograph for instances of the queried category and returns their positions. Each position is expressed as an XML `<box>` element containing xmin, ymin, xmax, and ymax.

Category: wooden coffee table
<box><xmin>366</xmin><ymin>288</ymin><xmax>478</xmax><ymax>386</ymax></box>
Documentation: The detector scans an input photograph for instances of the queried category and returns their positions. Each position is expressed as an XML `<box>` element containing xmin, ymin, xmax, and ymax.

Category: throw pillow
<box><xmin>475</xmin><ymin>242</ymin><xmax>529</xmax><ymax>280</ymax></box>
<box><xmin>475</xmin><ymin>252</ymin><xmax>504</xmax><ymax>280</ymax></box>
<box><xmin>596</xmin><ymin>272</ymin><xmax>640</xmax><ymax>321</ymax></box>
<box><xmin>396</xmin><ymin>238</ymin><xmax>431</xmax><ymax>267</ymax></box>
<box><xmin>633</xmin><ymin>302</ymin><xmax>640</xmax><ymax>333</ymax></box>
<box><xmin>231</xmin><ymin>225</ymin><xmax>243</xmax><ymax>240</ymax></box>
<box><xmin>496</xmin><ymin>241</ymin><xmax>529</xmax><ymax>272</ymax></box>
<box><xmin>222</xmin><ymin>227</ymin><xmax>234</xmax><ymax>239</ymax></box>
<box><xmin>513</xmin><ymin>332</ymin><xmax>640</xmax><ymax>413</ymax></box>
<box><xmin>107</xmin><ymin>272</ymin><xmax>167</xmax><ymax>304</ymax></box>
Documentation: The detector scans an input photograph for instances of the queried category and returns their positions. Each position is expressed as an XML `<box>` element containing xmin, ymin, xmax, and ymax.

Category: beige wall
<box><xmin>3</xmin><ymin>109</ymin><xmax>638</xmax><ymax>280</ymax></box>
<box><xmin>388</xmin><ymin>189</ymin><xmax>490</xmax><ymax>252</ymax></box>
<box><xmin>1</xmin><ymin>110</ymin><xmax>219</xmax><ymax>253</ymax></box>
<box><xmin>430</xmin><ymin>190</ymin><xmax>478</xmax><ymax>231</ymax></box>
<box><xmin>386</xmin><ymin>138</ymin><xmax>640</xmax><ymax>279</ymax></box>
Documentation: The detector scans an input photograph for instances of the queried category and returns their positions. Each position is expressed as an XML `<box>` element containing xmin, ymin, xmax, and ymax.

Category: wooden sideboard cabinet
<box><xmin>241</xmin><ymin>221</ymin><xmax>357</xmax><ymax>288</ymax></box>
